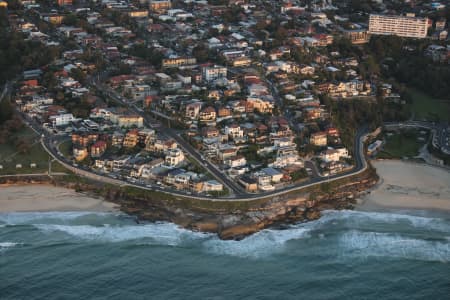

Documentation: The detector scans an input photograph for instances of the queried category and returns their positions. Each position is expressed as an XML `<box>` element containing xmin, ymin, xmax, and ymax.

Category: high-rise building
<box><xmin>369</xmin><ymin>14</ymin><xmax>428</xmax><ymax>38</ymax></box>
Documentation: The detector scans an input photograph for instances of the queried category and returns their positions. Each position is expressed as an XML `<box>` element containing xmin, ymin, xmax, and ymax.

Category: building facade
<box><xmin>369</xmin><ymin>14</ymin><xmax>428</xmax><ymax>38</ymax></box>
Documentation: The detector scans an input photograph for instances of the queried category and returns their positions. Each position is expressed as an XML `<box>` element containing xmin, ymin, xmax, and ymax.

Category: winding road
<box><xmin>32</xmin><ymin>117</ymin><xmax>370</xmax><ymax>201</ymax></box>
<box><xmin>14</xmin><ymin>78</ymin><xmax>374</xmax><ymax>202</ymax></box>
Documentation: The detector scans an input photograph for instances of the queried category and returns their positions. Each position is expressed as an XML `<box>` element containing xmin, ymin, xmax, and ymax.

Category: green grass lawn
<box><xmin>377</xmin><ymin>129</ymin><xmax>427</xmax><ymax>159</ymax></box>
<box><xmin>409</xmin><ymin>89</ymin><xmax>450</xmax><ymax>122</ymax></box>
<box><xmin>59</xmin><ymin>140</ymin><xmax>73</xmax><ymax>158</ymax></box>
<box><xmin>0</xmin><ymin>127</ymin><xmax>68</xmax><ymax>175</ymax></box>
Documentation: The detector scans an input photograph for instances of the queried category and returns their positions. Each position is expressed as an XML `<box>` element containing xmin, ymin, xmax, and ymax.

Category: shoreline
<box><xmin>1</xmin><ymin>159</ymin><xmax>448</xmax><ymax>238</ymax></box>
<box><xmin>0</xmin><ymin>184</ymin><xmax>119</xmax><ymax>213</ymax></box>
<box><xmin>357</xmin><ymin>159</ymin><xmax>450</xmax><ymax>213</ymax></box>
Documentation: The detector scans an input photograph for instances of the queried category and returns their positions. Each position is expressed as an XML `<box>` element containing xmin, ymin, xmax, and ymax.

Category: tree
<box><xmin>291</xmin><ymin>169</ymin><xmax>308</xmax><ymax>181</ymax></box>
<box><xmin>192</xmin><ymin>43</ymin><xmax>209</xmax><ymax>63</ymax></box>
<box><xmin>70</xmin><ymin>68</ymin><xmax>87</xmax><ymax>85</ymax></box>
<box><xmin>0</xmin><ymin>98</ymin><xmax>13</xmax><ymax>125</ymax></box>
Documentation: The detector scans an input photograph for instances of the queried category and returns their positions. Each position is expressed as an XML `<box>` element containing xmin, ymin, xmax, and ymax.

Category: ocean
<box><xmin>1</xmin><ymin>209</ymin><xmax>449</xmax><ymax>299</ymax></box>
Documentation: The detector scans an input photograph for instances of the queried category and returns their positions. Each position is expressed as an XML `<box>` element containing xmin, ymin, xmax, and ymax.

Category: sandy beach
<box><xmin>358</xmin><ymin>160</ymin><xmax>450</xmax><ymax>212</ymax></box>
<box><xmin>0</xmin><ymin>185</ymin><xmax>119</xmax><ymax>212</ymax></box>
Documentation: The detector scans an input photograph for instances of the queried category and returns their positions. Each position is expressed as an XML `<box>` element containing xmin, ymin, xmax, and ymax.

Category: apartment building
<box><xmin>57</xmin><ymin>0</ymin><xmax>72</xmax><ymax>6</ymax></box>
<box><xmin>369</xmin><ymin>14</ymin><xmax>428</xmax><ymax>38</ymax></box>
<box><xmin>342</xmin><ymin>29</ymin><xmax>370</xmax><ymax>44</ymax></box>
<box><xmin>149</xmin><ymin>0</ymin><xmax>171</xmax><ymax>13</ymax></box>
<box><xmin>202</xmin><ymin>65</ymin><xmax>227</xmax><ymax>82</ymax></box>
<box><xmin>162</xmin><ymin>57</ymin><xmax>197</xmax><ymax>68</ymax></box>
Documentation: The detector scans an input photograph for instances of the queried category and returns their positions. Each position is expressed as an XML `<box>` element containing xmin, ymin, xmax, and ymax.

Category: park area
<box><xmin>377</xmin><ymin>129</ymin><xmax>429</xmax><ymax>159</ymax></box>
<box><xmin>409</xmin><ymin>89</ymin><xmax>450</xmax><ymax>122</ymax></box>
<box><xmin>0</xmin><ymin>127</ymin><xmax>66</xmax><ymax>175</ymax></box>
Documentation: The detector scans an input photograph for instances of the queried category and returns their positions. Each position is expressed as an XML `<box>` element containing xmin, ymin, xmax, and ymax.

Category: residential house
<box><xmin>238</xmin><ymin>176</ymin><xmax>258</xmax><ymax>192</ymax></box>
<box><xmin>202</xmin><ymin>65</ymin><xmax>227</xmax><ymax>82</ymax></box>
<box><xmin>146</xmin><ymin>138</ymin><xmax>178</xmax><ymax>153</ymax></box>
<box><xmin>165</xmin><ymin>149</ymin><xmax>185</xmax><ymax>167</ymax></box>
<box><xmin>202</xmin><ymin>180</ymin><xmax>223</xmax><ymax>192</ymax></box>
<box><xmin>224</xmin><ymin>124</ymin><xmax>244</xmax><ymax>139</ymax></box>
<box><xmin>310</xmin><ymin>132</ymin><xmax>327</xmax><ymax>146</ymax></box>
<box><xmin>261</xmin><ymin>167</ymin><xmax>283</xmax><ymax>183</ymax></box>
<box><xmin>149</xmin><ymin>0</ymin><xmax>172</xmax><ymax>13</ymax></box>
<box><xmin>73</xmin><ymin>146</ymin><xmax>88</xmax><ymax>161</ymax></box>
<box><xmin>270</xmin><ymin>146</ymin><xmax>302</xmax><ymax>168</ymax></box>
<box><xmin>199</xmin><ymin>106</ymin><xmax>216</xmax><ymax>122</ymax></box>
<box><xmin>123</xmin><ymin>129</ymin><xmax>139</xmax><ymax>148</ymax></box>
<box><xmin>72</xmin><ymin>133</ymin><xmax>99</xmax><ymax>147</ymax></box>
<box><xmin>218</xmin><ymin>107</ymin><xmax>231</xmax><ymax>117</ymax></box>
<box><xmin>202</xmin><ymin>126</ymin><xmax>220</xmax><ymax>138</ymax></box>
<box><xmin>217</xmin><ymin>147</ymin><xmax>238</xmax><ymax>160</ymax></box>
<box><xmin>112</xmin><ymin>132</ymin><xmax>124</xmax><ymax>147</ymax></box>
<box><xmin>49</xmin><ymin>113</ymin><xmax>74</xmax><ymax>127</ymax></box>
<box><xmin>185</xmin><ymin>102</ymin><xmax>202</xmax><ymax>119</ymax></box>
<box><xmin>117</xmin><ymin>115</ymin><xmax>144</xmax><ymax>128</ymax></box>
<box><xmin>224</xmin><ymin>155</ymin><xmax>247</xmax><ymax>168</ymax></box>
<box><xmin>90</xmin><ymin>140</ymin><xmax>107</xmax><ymax>158</ymax></box>
<box><xmin>162</xmin><ymin>57</ymin><xmax>196</xmax><ymax>68</ymax></box>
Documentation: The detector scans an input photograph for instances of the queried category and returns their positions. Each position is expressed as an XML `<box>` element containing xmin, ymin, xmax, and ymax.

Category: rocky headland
<box><xmin>0</xmin><ymin>167</ymin><xmax>378</xmax><ymax>240</ymax></box>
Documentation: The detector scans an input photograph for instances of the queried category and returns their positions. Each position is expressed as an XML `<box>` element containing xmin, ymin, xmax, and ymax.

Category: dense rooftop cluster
<box><xmin>3</xmin><ymin>0</ymin><xmax>449</xmax><ymax>195</ymax></box>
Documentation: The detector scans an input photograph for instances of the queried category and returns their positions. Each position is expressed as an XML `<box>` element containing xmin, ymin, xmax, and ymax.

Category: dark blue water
<box><xmin>1</xmin><ymin>209</ymin><xmax>449</xmax><ymax>299</ymax></box>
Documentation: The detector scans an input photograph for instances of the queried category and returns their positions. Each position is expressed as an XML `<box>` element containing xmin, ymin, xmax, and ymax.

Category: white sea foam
<box><xmin>35</xmin><ymin>222</ymin><xmax>209</xmax><ymax>246</ymax></box>
<box><xmin>0</xmin><ymin>242</ymin><xmax>23</xmax><ymax>253</ymax></box>
<box><xmin>203</xmin><ymin>226</ymin><xmax>312</xmax><ymax>258</ymax></box>
<box><xmin>0</xmin><ymin>212</ymin><xmax>115</xmax><ymax>225</ymax></box>
<box><xmin>0</xmin><ymin>242</ymin><xmax>21</xmax><ymax>248</ymax></box>
<box><xmin>339</xmin><ymin>230</ymin><xmax>450</xmax><ymax>262</ymax></box>
<box><xmin>319</xmin><ymin>210</ymin><xmax>450</xmax><ymax>232</ymax></box>
<box><xmin>14</xmin><ymin>210</ymin><xmax>450</xmax><ymax>259</ymax></box>
<box><xmin>35</xmin><ymin>220</ymin><xmax>313</xmax><ymax>258</ymax></box>
<box><xmin>203</xmin><ymin>210</ymin><xmax>450</xmax><ymax>258</ymax></box>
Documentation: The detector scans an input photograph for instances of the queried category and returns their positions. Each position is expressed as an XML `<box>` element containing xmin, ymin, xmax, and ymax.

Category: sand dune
<box><xmin>0</xmin><ymin>185</ymin><xmax>118</xmax><ymax>212</ymax></box>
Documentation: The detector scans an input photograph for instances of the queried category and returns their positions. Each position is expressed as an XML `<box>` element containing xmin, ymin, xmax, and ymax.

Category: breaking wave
<box><xmin>0</xmin><ymin>212</ymin><xmax>115</xmax><ymax>225</ymax></box>
<box><xmin>339</xmin><ymin>230</ymin><xmax>450</xmax><ymax>262</ymax></box>
<box><xmin>0</xmin><ymin>242</ymin><xmax>21</xmax><ymax>248</ymax></box>
<box><xmin>35</xmin><ymin>223</ymin><xmax>210</xmax><ymax>246</ymax></box>
<box><xmin>203</xmin><ymin>226</ymin><xmax>312</xmax><ymax>258</ymax></box>
<box><xmin>1</xmin><ymin>210</ymin><xmax>449</xmax><ymax>259</ymax></box>
<box><xmin>318</xmin><ymin>210</ymin><xmax>450</xmax><ymax>233</ymax></box>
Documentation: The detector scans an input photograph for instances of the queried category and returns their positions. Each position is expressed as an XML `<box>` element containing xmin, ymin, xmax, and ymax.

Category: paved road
<box><xmin>13</xmin><ymin>81</ymin><xmax>374</xmax><ymax>201</ymax></box>
<box><xmin>33</xmin><ymin>119</ymin><xmax>370</xmax><ymax>201</ymax></box>
<box><xmin>0</xmin><ymin>172</ymin><xmax>67</xmax><ymax>178</ymax></box>
<box><xmin>96</xmin><ymin>82</ymin><xmax>245</xmax><ymax>196</ymax></box>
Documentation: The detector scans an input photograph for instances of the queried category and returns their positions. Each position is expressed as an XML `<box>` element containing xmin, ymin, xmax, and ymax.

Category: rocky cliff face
<box><xmin>118</xmin><ymin>175</ymin><xmax>378</xmax><ymax>240</ymax></box>
<box><xmin>1</xmin><ymin>170</ymin><xmax>378</xmax><ymax>240</ymax></box>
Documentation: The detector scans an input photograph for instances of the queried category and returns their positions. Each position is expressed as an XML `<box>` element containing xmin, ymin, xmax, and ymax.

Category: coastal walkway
<box><xmin>0</xmin><ymin>172</ymin><xmax>67</xmax><ymax>178</ymax></box>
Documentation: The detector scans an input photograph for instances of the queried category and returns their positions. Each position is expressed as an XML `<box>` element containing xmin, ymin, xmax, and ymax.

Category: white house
<box><xmin>224</xmin><ymin>155</ymin><xmax>246</xmax><ymax>168</ymax></box>
<box><xmin>261</xmin><ymin>167</ymin><xmax>283</xmax><ymax>183</ymax></box>
<box><xmin>202</xmin><ymin>65</ymin><xmax>227</xmax><ymax>82</ymax></box>
<box><xmin>165</xmin><ymin>149</ymin><xmax>185</xmax><ymax>166</ymax></box>
<box><xmin>49</xmin><ymin>113</ymin><xmax>75</xmax><ymax>127</ymax></box>
<box><xmin>320</xmin><ymin>147</ymin><xmax>349</xmax><ymax>162</ymax></box>
<box><xmin>202</xmin><ymin>180</ymin><xmax>223</xmax><ymax>192</ymax></box>
<box><xmin>224</xmin><ymin>124</ymin><xmax>244</xmax><ymax>139</ymax></box>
